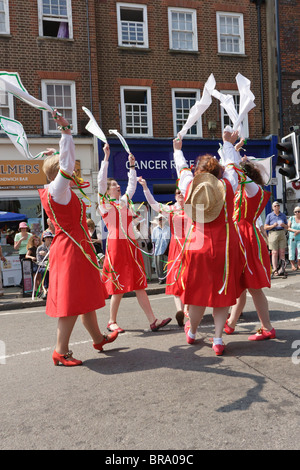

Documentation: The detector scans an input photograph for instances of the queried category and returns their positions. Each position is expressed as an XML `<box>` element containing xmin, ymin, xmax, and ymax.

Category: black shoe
<box><xmin>175</xmin><ymin>310</ymin><xmax>184</xmax><ymax>327</ymax></box>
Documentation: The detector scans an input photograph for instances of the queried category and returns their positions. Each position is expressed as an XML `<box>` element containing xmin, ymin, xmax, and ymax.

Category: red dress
<box><xmin>39</xmin><ymin>189</ymin><xmax>107</xmax><ymax>317</ymax></box>
<box><xmin>101</xmin><ymin>202</ymin><xmax>147</xmax><ymax>295</ymax></box>
<box><xmin>179</xmin><ymin>179</ymin><xmax>243</xmax><ymax>307</ymax></box>
<box><xmin>165</xmin><ymin>207</ymin><xmax>192</xmax><ymax>297</ymax></box>
<box><xmin>233</xmin><ymin>186</ymin><xmax>271</xmax><ymax>289</ymax></box>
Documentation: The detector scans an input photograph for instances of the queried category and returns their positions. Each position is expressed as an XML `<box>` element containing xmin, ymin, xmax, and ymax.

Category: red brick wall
<box><xmin>0</xmin><ymin>0</ymin><xmax>98</xmax><ymax>135</ymax></box>
<box><xmin>0</xmin><ymin>0</ymin><xmax>271</xmax><ymax>139</ymax></box>
<box><xmin>278</xmin><ymin>0</ymin><xmax>300</xmax><ymax>135</ymax></box>
<box><xmin>95</xmin><ymin>0</ymin><xmax>270</xmax><ymax>139</ymax></box>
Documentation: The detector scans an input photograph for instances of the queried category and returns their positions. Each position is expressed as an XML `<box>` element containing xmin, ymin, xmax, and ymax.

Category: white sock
<box><xmin>188</xmin><ymin>330</ymin><xmax>196</xmax><ymax>339</ymax></box>
<box><xmin>213</xmin><ymin>337</ymin><xmax>223</xmax><ymax>345</ymax></box>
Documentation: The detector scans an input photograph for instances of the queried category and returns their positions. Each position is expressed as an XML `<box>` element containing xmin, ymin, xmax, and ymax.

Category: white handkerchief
<box><xmin>178</xmin><ymin>73</ymin><xmax>216</xmax><ymax>138</ymax></box>
<box><xmin>109</xmin><ymin>129</ymin><xmax>131</xmax><ymax>154</ymax></box>
<box><xmin>0</xmin><ymin>71</ymin><xmax>53</xmax><ymax>112</ymax></box>
<box><xmin>0</xmin><ymin>115</ymin><xmax>45</xmax><ymax>160</ymax></box>
<box><xmin>82</xmin><ymin>106</ymin><xmax>107</xmax><ymax>143</ymax></box>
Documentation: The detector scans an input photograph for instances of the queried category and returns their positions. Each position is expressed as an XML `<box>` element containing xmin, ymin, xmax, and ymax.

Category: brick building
<box><xmin>0</xmin><ymin>0</ymin><xmax>100</xmax><ymax>232</ymax></box>
<box><xmin>276</xmin><ymin>0</ymin><xmax>300</xmax><ymax>136</ymax></box>
<box><xmin>94</xmin><ymin>0</ymin><xmax>277</xmax><ymax>203</ymax></box>
<box><xmin>0</xmin><ymin>0</ymin><xmax>280</xmax><ymax>229</ymax></box>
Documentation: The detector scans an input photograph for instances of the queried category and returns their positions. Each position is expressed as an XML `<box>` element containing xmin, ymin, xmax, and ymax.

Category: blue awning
<box><xmin>0</xmin><ymin>212</ymin><xmax>27</xmax><ymax>222</ymax></box>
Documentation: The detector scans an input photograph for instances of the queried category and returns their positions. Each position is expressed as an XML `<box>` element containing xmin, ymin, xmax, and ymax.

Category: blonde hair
<box><xmin>86</xmin><ymin>219</ymin><xmax>95</xmax><ymax>230</ymax></box>
<box><xmin>26</xmin><ymin>235</ymin><xmax>41</xmax><ymax>250</ymax></box>
<box><xmin>43</xmin><ymin>154</ymin><xmax>60</xmax><ymax>182</ymax></box>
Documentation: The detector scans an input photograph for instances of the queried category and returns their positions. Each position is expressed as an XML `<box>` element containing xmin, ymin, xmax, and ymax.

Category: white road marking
<box><xmin>0</xmin><ymin>293</ymin><xmax>299</xmax><ymax>362</ymax></box>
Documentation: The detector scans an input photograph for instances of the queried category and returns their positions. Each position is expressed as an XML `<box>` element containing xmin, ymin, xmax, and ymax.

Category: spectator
<box><xmin>287</xmin><ymin>206</ymin><xmax>300</xmax><ymax>270</ymax></box>
<box><xmin>47</xmin><ymin>218</ymin><xmax>55</xmax><ymax>235</ymax></box>
<box><xmin>14</xmin><ymin>222</ymin><xmax>32</xmax><ymax>262</ymax></box>
<box><xmin>26</xmin><ymin>235</ymin><xmax>42</xmax><ymax>289</ymax></box>
<box><xmin>264</xmin><ymin>201</ymin><xmax>288</xmax><ymax>276</ymax></box>
<box><xmin>86</xmin><ymin>218</ymin><xmax>104</xmax><ymax>257</ymax></box>
<box><xmin>133</xmin><ymin>217</ymin><xmax>153</xmax><ymax>281</ymax></box>
<box><xmin>36</xmin><ymin>231</ymin><xmax>54</xmax><ymax>299</ymax></box>
<box><xmin>151</xmin><ymin>214</ymin><xmax>171</xmax><ymax>284</ymax></box>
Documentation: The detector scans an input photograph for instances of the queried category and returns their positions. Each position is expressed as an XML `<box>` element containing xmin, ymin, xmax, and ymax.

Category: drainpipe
<box><xmin>275</xmin><ymin>0</ymin><xmax>283</xmax><ymax>139</ymax></box>
<box><xmin>86</xmin><ymin>0</ymin><xmax>93</xmax><ymax>113</ymax></box>
<box><xmin>251</xmin><ymin>0</ymin><xmax>265</xmax><ymax>134</ymax></box>
<box><xmin>274</xmin><ymin>0</ymin><xmax>287</xmax><ymax>212</ymax></box>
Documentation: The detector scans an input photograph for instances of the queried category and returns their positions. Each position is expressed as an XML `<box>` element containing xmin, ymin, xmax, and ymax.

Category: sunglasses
<box><xmin>294</xmin><ymin>211</ymin><xmax>300</xmax><ymax>213</ymax></box>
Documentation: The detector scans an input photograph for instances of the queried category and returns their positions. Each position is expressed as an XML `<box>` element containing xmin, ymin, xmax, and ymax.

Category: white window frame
<box><xmin>120</xmin><ymin>86</ymin><xmax>153</xmax><ymax>138</ymax></box>
<box><xmin>168</xmin><ymin>7</ymin><xmax>198</xmax><ymax>52</ymax></box>
<box><xmin>37</xmin><ymin>0</ymin><xmax>73</xmax><ymax>39</ymax></box>
<box><xmin>216</xmin><ymin>12</ymin><xmax>244</xmax><ymax>55</ymax></box>
<box><xmin>41</xmin><ymin>80</ymin><xmax>77</xmax><ymax>135</ymax></box>
<box><xmin>116</xmin><ymin>2</ymin><xmax>148</xmax><ymax>48</ymax></box>
<box><xmin>172</xmin><ymin>88</ymin><xmax>202</xmax><ymax>138</ymax></box>
<box><xmin>0</xmin><ymin>0</ymin><xmax>10</xmax><ymax>35</ymax></box>
<box><xmin>220</xmin><ymin>90</ymin><xmax>249</xmax><ymax>138</ymax></box>
<box><xmin>0</xmin><ymin>91</ymin><xmax>14</xmax><ymax>133</ymax></box>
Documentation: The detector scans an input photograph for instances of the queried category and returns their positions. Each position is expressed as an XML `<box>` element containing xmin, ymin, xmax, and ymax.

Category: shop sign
<box><xmin>0</xmin><ymin>160</ymin><xmax>47</xmax><ymax>189</ymax></box>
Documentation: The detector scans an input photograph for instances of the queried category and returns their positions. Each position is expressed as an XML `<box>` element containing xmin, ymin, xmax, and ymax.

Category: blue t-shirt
<box><xmin>265</xmin><ymin>211</ymin><xmax>287</xmax><ymax>231</ymax></box>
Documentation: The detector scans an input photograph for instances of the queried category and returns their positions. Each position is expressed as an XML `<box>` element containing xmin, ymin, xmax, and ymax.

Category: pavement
<box><xmin>1</xmin><ymin>266</ymin><xmax>299</xmax><ymax>312</ymax></box>
<box><xmin>0</xmin><ymin>278</ymin><xmax>166</xmax><ymax>311</ymax></box>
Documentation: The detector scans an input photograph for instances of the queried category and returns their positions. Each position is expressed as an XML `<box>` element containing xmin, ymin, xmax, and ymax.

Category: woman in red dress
<box><xmin>173</xmin><ymin>130</ymin><xmax>244</xmax><ymax>355</ymax></box>
<box><xmin>138</xmin><ymin>177</ymin><xmax>191</xmax><ymax>326</ymax></box>
<box><xmin>98</xmin><ymin>143</ymin><xmax>171</xmax><ymax>333</ymax></box>
<box><xmin>39</xmin><ymin>110</ymin><xmax>118</xmax><ymax>366</ymax></box>
<box><xmin>224</xmin><ymin>157</ymin><xmax>276</xmax><ymax>341</ymax></box>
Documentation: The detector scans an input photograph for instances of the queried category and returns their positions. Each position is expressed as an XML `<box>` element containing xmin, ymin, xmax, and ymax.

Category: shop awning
<box><xmin>0</xmin><ymin>212</ymin><xmax>27</xmax><ymax>222</ymax></box>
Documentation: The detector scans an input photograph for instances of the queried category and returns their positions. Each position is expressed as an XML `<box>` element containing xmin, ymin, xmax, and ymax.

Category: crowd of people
<box><xmin>2</xmin><ymin>107</ymin><xmax>299</xmax><ymax>366</ymax></box>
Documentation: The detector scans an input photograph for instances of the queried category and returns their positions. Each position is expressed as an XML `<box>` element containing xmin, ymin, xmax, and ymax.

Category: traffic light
<box><xmin>276</xmin><ymin>132</ymin><xmax>300</xmax><ymax>183</ymax></box>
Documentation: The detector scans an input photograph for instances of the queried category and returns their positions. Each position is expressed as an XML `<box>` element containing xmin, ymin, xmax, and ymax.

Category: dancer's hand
<box><xmin>223</xmin><ymin>129</ymin><xmax>239</xmax><ymax>145</ymax></box>
<box><xmin>235</xmin><ymin>138</ymin><xmax>245</xmax><ymax>152</ymax></box>
<box><xmin>138</xmin><ymin>176</ymin><xmax>148</xmax><ymax>190</ymax></box>
<box><xmin>173</xmin><ymin>135</ymin><xmax>182</xmax><ymax>151</ymax></box>
<box><xmin>128</xmin><ymin>153</ymin><xmax>135</xmax><ymax>168</ymax></box>
<box><xmin>52</xmin><ymin>109</ymin><xmax>71</xmax><ymax>134</ymax></box>
<box><xmin>103</xmin><ymin>143</ymin><xmax>110</xmax><ymax>161</ymax></box>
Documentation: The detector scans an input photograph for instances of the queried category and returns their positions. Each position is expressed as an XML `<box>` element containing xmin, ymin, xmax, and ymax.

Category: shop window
<box><xmin>41</xmin><ymin>80</ymin><xmax>77</xmax><ymax>134</ymax></box>
<box><xmin>0</xmin><ymin>0</ymin><xmax>10</xmax><ymax>35</ymax></box>
<box><xmin>117</xmin><ymin>3</ymin><xmax>148</xmax><ymax>48</ymax></box>
<box><xmin>38</xmin><ymin>0</ymin><xmax>73</xmax><ymax>39</ymax></box>
<box><xmin>120</xmin><ymin>86</ymin><xmax>153</xmax><ymax>137</ymax></box>
<box><xmin>172</xmin><ymin>89</ymin><xmax>202</xmax><ymax>137</ymax></box>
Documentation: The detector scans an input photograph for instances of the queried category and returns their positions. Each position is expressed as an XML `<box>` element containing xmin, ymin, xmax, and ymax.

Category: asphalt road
<box><xmin>0</xmin><ymin>272</ymin><xmax>300</xmax><ymax>452</ymax></box>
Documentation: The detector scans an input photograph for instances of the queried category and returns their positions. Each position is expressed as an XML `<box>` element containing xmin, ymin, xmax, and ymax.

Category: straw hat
<box><xmin>184</xmin><ymin>173</ymin><xmax>225</xmax><ymax>223</ymax></box>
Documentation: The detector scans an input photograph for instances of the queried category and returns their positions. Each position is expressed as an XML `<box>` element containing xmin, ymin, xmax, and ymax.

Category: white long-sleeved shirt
<box><xmin>174</xmin><ymin>141</ymin><xmax>259</xmax><ymax>198</ymax></box>
<box><xmin>97</xmin><ymin>160</ymin><xmax>137</xmax><ymax>213</ymax></box>
<box><xmin>46</xmin><ymin>134</ymin><xmax>75</xmax><ymax>205</ymax></box>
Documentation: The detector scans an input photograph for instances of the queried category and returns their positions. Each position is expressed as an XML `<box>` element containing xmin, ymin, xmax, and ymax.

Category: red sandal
<box><xmin>107</xmin><ymin>322</ymin><xmax>125</xmax><ymax>334</ymax></box>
